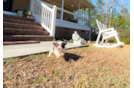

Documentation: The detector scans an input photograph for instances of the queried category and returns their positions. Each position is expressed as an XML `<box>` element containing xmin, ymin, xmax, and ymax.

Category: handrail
<box><xmin>30</xmin><ymin>0</ymin><xmax>57</xmax><ymax>38</ymax></box>
<box><xmin>36</xmin><ymin>0</ymin><xmax>53</xmax><ymax>12</ymax></box>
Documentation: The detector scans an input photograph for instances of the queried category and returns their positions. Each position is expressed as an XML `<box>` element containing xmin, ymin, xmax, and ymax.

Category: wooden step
<box><xmin>3</xmin><ymin>28</ymin><xmax>49</xmax><ymax>35</ymax></box>
<box><xmin>3</xmin><ymin>22</ymin><xmax>44</xmax><ymax>31</ymax></box>
<box><xmin>3</xmin><ymin>35</ymin><xmax>53</xmax><ymax>41</ymax></box>
<box><xmin>3</xmin><ymin>41</ymin><xmax>40</xmax><ymax>45</ymax></box>
<box><xmin>3</xmin><ymin>14</ymin><xmax>35</xmax><ymax>22</ymax></box>
<box><xmin>3</xmin><ymin>17</ymin><xmax>40</xmax><ymax>26</ymax></box>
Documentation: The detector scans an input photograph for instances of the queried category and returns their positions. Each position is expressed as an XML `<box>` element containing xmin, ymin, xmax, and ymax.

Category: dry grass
<box><xmin>3</xmin><ymin>43</ymin><xmax>130</xmax><ymax>88</ymax></box>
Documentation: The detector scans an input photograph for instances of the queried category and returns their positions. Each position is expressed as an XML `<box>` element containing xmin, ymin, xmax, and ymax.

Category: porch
<box><xmin>3</xmin><ymin>0</ymin><xmax>94</xmax><ymax>40</ymax></box>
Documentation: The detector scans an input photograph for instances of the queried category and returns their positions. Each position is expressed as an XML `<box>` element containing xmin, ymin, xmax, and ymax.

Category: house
<box><xmin>3</xmin><ymin>0</ymin><xmax>95</xmax><ymax>43</ymax></box>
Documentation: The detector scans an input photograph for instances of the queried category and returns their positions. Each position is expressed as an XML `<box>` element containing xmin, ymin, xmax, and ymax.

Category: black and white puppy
<box><xmin>48</xmin><ymin>41</ymin><xmax>67</xmax><ymax>58</ymax></box>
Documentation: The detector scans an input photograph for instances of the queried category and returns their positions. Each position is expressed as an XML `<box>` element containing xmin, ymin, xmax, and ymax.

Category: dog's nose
<box><xmin>58</xmin><ymin>48</ymin><xmax>61</xmax><ymax>50</ymax></box>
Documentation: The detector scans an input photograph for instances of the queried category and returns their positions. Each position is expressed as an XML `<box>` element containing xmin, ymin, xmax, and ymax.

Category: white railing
<box><xmin>30</xmin><ymin>0</ymin><xmax>57</xmax><ymax>38</ymax></box>
<box><xmin>41</xmin><ymin>1</ymin><xmax>89</xmax><ymax>26</ymax></box>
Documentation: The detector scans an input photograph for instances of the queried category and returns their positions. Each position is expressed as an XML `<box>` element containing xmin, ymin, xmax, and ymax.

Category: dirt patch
<box><xmin>3</xmin><ymin>44</ymin><xmax>130</xmax><ymax>88</ymax></box>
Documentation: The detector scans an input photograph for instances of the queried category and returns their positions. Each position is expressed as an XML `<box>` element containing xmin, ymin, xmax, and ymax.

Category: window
<box><xmin>82</xmin><ymin>30</ymin><xmax>85</xmax><ymax>32</ymax></box>
<box><xmin>3</xmin><ymin>0</ymin><xmax>7</xmax><ymax>2</ymax></box>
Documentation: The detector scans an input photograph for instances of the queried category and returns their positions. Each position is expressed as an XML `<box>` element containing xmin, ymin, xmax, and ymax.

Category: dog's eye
<box><xmin>56</xmin><ymin>44</ymin><xmax>59</xmax><ymax>47</ymax></box>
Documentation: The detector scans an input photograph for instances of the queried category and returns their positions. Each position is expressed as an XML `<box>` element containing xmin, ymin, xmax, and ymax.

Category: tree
<box><xmin>106</xmin><ymin>0</ymin><xmax>109</xmax><ymax>26</ymax></box>
<box><xmin>121</xmin><ymin>0</ymin><xmax>124</xmax><ymax>15</ymax></box>
<box><xmin>84</xmin><ymin>0</ymin><xmax>129</xmax><ymax>42</ymax></box>
<box><xmin>109</xmin><ymin>0</ymin><xmax>114</xmax><ymax>27</ymax></box>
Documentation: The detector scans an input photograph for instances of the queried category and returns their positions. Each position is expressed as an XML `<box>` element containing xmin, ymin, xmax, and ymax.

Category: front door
<box><xmin>3</xmin><ymin>0</ymin><xmax>13</xmax><ymax>11</ymax></box>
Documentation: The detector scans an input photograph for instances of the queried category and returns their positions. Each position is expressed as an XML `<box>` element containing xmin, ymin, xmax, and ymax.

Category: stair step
<box><xmin>3</xmin><ymin>35</ymin><xmax>53</xmax><ymax>41</ymax></box>
<box><xmin>3</xmin><ymin>14</ymin><xmax>53</xmax><ymax>42</ymax></box>
<box><xmin>3</xmin><ymin>28</ymin><xmax>49</xmax><ymax>35</ymax></box>
<box><xmin>3</xmin><ymin>17</ymin><xmax>40</xmax><ymax>26</ymax></box>
<box><xmin>3</xmin><ymin>14</ymin><xmax>35</xmax><ymax>22</ymax></box>
<box><xmin>3</xmin><ymin>41</ymin><xmax>40</xmax><ymax>45</ymax></box>
<box><xmin>3</xmin><ymin>22</ymin><xmax>44</xmax><ymax>31</ymax></box>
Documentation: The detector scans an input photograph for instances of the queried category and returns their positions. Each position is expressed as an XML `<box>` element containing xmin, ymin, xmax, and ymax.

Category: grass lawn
<box><xmin>3</xmin><ymin>43</ymin><xmax>130</xmax><ymax>88</ymax></box>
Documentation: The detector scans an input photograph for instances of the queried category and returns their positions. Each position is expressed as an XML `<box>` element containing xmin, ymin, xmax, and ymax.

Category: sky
<box><xmin>91</xmin><ymin>0</ymin><xmax>130</xmax><ymax>13</ymax></box>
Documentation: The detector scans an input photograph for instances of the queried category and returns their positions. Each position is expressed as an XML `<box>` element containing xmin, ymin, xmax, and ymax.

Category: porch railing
<box><xmin>30</xmin><ymin>0</ymin><xmax>57</xmax><ymax>38</ymax></box>
<box><xmin>41</xmin><ymin>1</ymin><xmax>90</xmax><ymax>27</ymax></box>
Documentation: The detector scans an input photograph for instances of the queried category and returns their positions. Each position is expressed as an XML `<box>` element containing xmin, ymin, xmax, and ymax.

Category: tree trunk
<box><xmin>121</xmin><ymin>0</ymin><xmax>124</xmax><ymax>15</ymax></box>
<box><xmin>106</xmin><ymin>0</ymin><xmax>108</xmax><ymax>27</ymax></box>
<box><xmin>115</xmin><ymin>0</ymin><xmax>118</xmax><ymax>17</ymax></box>
<box><xmin>101</xmin><ymin>0</ymin><xmax>104</xmax><ymax>22</ymax></box>
<box><xmin>109</xmin><ymin>0</ymin><xmax>114</xmax><ymax>27</ymax></box>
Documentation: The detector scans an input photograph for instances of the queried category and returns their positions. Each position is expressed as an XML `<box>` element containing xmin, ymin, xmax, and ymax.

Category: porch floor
<box><xmin>3</xmin><ymin>41</ymin><xmax>88</xmax><ymax>59</ymax></box>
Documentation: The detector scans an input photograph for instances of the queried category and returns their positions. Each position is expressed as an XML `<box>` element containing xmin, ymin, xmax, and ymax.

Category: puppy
<box><xmin>48</xmin><ymin>41</ymin><xmax>67</xmax><ymax>58</ymax></box>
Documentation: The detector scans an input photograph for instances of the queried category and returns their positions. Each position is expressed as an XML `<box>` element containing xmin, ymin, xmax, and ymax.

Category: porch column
<box><xmin>88</xmin><ymin>9</ymin><xmax>91</xmax><ymax>41</ymax></box>
<box><xmin>78</xmin><ymin>3</ymin><xmax>80</xmax><ymax>24</ymax></box>
<box><xmin>61</xmin><ymin>0</ymin><xmax>64</xmax><ymax>21</ymax></box>
<box><xmin>29</xmin><ymin>0</ymin><xmax>33</xmax><ymax>12</ymax></box>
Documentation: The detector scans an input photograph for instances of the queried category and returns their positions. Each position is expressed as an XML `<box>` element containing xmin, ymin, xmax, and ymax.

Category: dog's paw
<box><xmin>57</xmin><ymin>55</ymin><xmax>64</xmax><ymax>59</ymax></box>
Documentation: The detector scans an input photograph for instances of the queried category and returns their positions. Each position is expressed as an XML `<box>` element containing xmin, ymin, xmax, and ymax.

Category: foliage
<box><xmin>113</xmin><ymin>38</ymin><xmax>130</xmax><ymax>44</ymax></box>
<box><xmin>86</xmin><ymin>0</ymin><xmax>130</xmax><ymax>41</ymax></box>
<box><xmin>122</xmin><ymin>38</ymin><xmax>130</xmax><ymax>44</ymax></box>
<box><xmin>23</xmin><ymin>9</ymin><xmax>30</xmax><ymax>17</ymax></box>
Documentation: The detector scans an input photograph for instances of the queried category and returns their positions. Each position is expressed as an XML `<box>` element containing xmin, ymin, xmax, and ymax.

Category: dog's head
<box><xmin>53</xmin><ymin>41</ymin><xmax>67</xmax><ymax>51</ymax></box>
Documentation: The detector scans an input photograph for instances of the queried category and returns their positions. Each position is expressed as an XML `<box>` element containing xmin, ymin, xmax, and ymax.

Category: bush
<box><xmin>23</xmin><ymin>9</ymin><xmax>30</xmax><ymax>17</ymax></box>
<box><xmin>113</xmin><ymin>38</ymin><xmax>130</xmax><ymax>44</ymax></box>
<box><xmin>113</xmin><ymin>40</ymin><xmax>117</xmax><ymax>43</ymax></box>
<box><xmin>122</xmin><ymin>38</ymin><xmax>130</xmax><ymax>44</ymax></box>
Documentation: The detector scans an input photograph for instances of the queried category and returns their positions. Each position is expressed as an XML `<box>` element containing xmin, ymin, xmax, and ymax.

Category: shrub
<box><xmin>113</xmin><ymin>40</ymin><xmax>117</xmax><ymax>43</ymax></box>
<box><xmin>122</xmin><ymin>38</ymin><xmax>130</xmax><ymax>44</ymax></box>
<box><xmin>113</xmin><ymin>38</ymin><xmax>130</xmax><ymax>44</ymax></box>
<box><xmin>23</xmin><ymin>9</ymin><xmax>30</xmax><ymax>17</ymax></box>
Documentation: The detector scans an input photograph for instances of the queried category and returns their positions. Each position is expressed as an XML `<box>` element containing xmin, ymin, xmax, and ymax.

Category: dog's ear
<box><xmin>53</xmin><ymin>43</ymin><xmax>57</xmax><ymax>46</ymax></box>
<box><xmin>63</xmin><ymin>42</ymin><xmax>67</xmax><ymax>45</ymax></box>
<box><xmin>63</xmin><ymin>41</ymin><xmax>67</xmax><ymax>45</ymax></box>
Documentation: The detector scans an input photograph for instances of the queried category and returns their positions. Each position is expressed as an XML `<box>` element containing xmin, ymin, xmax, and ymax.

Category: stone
<box><xmin>72</xmin><ymin>31</ymin><xmax>85</xmax><ymax>45</ymax></box>
<box><xmin>17</xmin><ymin>10</ymin><xmax>23</xmax><ymax>17</ymax></box>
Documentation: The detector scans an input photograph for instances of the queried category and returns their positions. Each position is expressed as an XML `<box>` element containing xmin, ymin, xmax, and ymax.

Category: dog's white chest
<box><xmin>54</xmin><ymin>49</ymin><xmax>65</xmax><ymax>57</ymax></box>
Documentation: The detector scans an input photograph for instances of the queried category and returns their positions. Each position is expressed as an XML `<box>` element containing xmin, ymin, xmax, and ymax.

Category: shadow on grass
<box><xmin>63</xmin><ymin>53</ymin><xmax>83</xmax><ymax>62</ymax></box>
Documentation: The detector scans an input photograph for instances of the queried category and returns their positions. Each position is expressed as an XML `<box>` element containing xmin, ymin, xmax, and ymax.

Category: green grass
<box><xmin>6</xmin><ymin>58</ymin><xmax>15</xmax><ymax>61</ymax></box>
<box><xmin>28</xmin><ymin>55</ymin><xmax>36</xmax><ymax>58</ymax></box>
<box><xmin>34</xmin><ymin>76</ymin><xmax>45</xmax><ymax>84</ymax></box>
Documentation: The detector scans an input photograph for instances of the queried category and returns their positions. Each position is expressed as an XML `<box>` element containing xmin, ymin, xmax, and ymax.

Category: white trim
<box><xmin>3</xmin><ymin>11</ymin><xmax>17</xmax><ymax>16</ymax></box>
<box><xmin>56</xmin><ymin>19</ymin><xmax>90</xmax><ymax>31</ymax></box>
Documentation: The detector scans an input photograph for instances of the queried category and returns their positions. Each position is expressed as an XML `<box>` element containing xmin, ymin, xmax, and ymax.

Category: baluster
<box><xmin>44</xmin><ymin>8</ymin><xmax>46</xmax><ymax>26</ymax></box>
<box><xmin>48</xmin><ymin>11</ymin><xmax>50</xmax><ymax>29</ymax></box>
<box><xmin>42</xmin><ymin>7</ymin><xmax>45</xmax><ymax>25</ymax></box>
<box><xmin>49</xmin><ymin>12</ymin><xmax>52</xmax><ymax>29</ymax></box>
<box><xmin>46</xmin><ymin>10</ymin><xmax>49</xmax><ymax>28</ymax></box>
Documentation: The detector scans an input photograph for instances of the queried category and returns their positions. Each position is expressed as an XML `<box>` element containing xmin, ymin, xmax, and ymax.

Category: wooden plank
<box><xmin>3</xmin><ymin>41</ymin><xmax>40</xmax><ymax>45</ymax></box>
